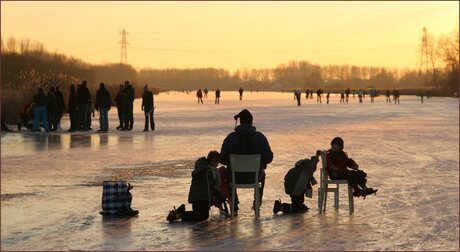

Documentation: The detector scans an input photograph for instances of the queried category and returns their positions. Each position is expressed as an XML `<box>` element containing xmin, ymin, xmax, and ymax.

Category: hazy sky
<box><xmin>1</xmin><ymin>1</ymin><xmax>458</xmax><ymax>71</ymax></box>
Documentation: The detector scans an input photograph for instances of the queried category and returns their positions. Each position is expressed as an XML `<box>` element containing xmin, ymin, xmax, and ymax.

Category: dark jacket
<box><xmin>123</xmin><ymin>85</ymin><xmax>135</xmax><ymax>104</ymax></box>
<box><xmin>142</xmin><ymin>91</ymin><xmax>154</xmax><ymax>111</ymax></box>
<box><xmin>96</xmin><ymin>87</ymin><xmax>112</xmax><ymax>109</ymax></box>
<box><xmin>326</xmin><ymin>150</ymin><xmax>358</xmax><ymax>178</ymax></box>
<box><xmin>46</xmin><ymin>91</ymin><xmax>57</xmax><ymax>112</ymax></box>
<box><xmin>68</xmin><ymin>91</ymin><xmax>77</xmax><ymax>113</ymax></box>
<box><xmin>284</xmin><ymin>156</ymin><xmax>319</xmax><ymax>196</ymax></box>
<box><xmin>188</xmin><ymin>157</ymin><xmax>216</xmax><ymax>204</ymax></box>
<box><xmin>34</xmin><ymin>91</ymin><xmax>47</xmax><ymax>107</ymax></box>
<box><xmin>77</xmin><ymin>85</ymin><xmax>91</xmax><ymax>104</ymax></box>
<box><xmin>220</xmin><ymin>124</ymin><xmax>273</xmax><ymax>171</ymax></box>
<box><xmin>55</xmin><ymin>90</ymin><xmax>65</xmax><ymax>114</ymax></box>
<box><xmin>115</xmin><ymin>90</ymin><xmax>124</xmax><ymax>108</ymax></box>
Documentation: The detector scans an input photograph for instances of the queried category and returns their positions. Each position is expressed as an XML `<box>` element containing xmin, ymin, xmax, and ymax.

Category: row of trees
<box><xmin>1</xmin><ymin>26</ymin><xmax>458</xmax><ymax>122</ymax></box>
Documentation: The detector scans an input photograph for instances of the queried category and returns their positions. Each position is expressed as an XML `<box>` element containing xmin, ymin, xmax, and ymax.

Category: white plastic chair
<box><xmin>317</xmin><ymin>150</ymin><xmax>354</xmax><ymax>214</ymax></box>
<box><xmin>229</xmin><ymin>154</ymin><xmax>262</xmax><ymax>219</ymax></box>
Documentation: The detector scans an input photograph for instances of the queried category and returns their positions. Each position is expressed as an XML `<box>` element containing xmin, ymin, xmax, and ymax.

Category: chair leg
<box><xmin>231</xmin><ymin>186</ymin><xmax>236</xmax><ymax>217</ymax></box>
<box><xmin>348</xmin><ymin>184</ymin><xmax>354</xmax><ymax>214</ymax></box>
<box><xmin>254</xmin><ymin>186</ymin><xmax>260</xmax><ymax>219</ymax></box>
<box><xmin>318</xmin><ymin>188</ymin><xmax>322</xmax><ymax>214</ymax></box>
<box><xmin>323</xmin><ymin>184</ymin><xmax>328</xmax><ymax>213</ymax></box>
<box><xmin>334</xmin><ymin>184</ymin><xmax>339</xmax><ymax>209</ymax></box>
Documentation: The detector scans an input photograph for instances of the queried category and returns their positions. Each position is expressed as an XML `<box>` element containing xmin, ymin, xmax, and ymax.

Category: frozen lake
<box><xmin>1</xmin><ymin>91</ymin><xmax>459</xmax><ymax>250</ymax></box>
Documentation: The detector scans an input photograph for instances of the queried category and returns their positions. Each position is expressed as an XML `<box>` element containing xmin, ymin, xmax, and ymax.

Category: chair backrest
<box><xmin>320</xmin><ymin>150</ymin><xmax>328</xmax><ymax>186</ymax></box>
<box><xmin>229</xmin><ymin>154</ymin><xmax>261</xmax><ymax>185</ymax></box>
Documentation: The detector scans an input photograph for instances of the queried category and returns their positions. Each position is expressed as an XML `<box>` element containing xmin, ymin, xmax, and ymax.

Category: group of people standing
<box><xmin>26</xmin><ymin>80</ymin><xmax>155</xmax><ymax>133</ymax></box>
<box><xmin>167</xmin><ymin>109</ymin><xmax>377</xmax><ymax>223</ymax></box>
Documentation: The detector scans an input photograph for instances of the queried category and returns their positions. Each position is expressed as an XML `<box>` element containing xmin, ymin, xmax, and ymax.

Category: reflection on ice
<box><xmin>1</xmin><ymin>92</ymin><xmax>458</xmax><ymax>250</ymax></box>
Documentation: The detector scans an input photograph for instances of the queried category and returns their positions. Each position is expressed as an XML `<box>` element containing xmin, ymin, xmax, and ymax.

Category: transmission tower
<box><xmin>420</xmin><ymin>26</ymin><xmax>429</xmax><ymax>74</ymax></box>
<box><xmin>119</xmin><ymin>29</ymin><xmax>129</xmax><ymax>64</ymax></box>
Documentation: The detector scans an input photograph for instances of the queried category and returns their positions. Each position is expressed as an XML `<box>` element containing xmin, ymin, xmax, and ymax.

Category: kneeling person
<box><xmin>167</xmin><ymin>151</ymin><xmax>222</xmax><ymax>222</ymax></box>
<box><xmin>274</xmin><ymin>150</ymin><xmax>320</xmax><ymax>214</ymax></box>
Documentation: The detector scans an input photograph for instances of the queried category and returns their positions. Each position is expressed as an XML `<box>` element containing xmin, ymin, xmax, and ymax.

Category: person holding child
<box><xmin>326</xmin><ymin>137</ymin><xmax>378</xmax><ymax>198</ymax></box>
<box><xmin>167</xmin><ymin>151</ymin><xmax>227</xmax><ymax>222</ymax></box>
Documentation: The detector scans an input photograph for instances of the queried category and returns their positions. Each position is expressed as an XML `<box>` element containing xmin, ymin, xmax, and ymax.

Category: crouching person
<box><xmin>167</xmin><ymin>151</ymin><xmax>222</xmax><ymax>222</ymax></box>
<box><xmin>327</xmin><ymin>137</ymin><xmax>378</xmax><ymax>198</ymax></box>
<box><xmin>273</xmin><ymin>150</ymin><xmax>321</xmax><ymax>214</ymax></box>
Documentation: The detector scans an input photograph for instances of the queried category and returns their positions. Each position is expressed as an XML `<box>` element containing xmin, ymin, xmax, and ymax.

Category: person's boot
<box><xmin>353</xmin><ymin>188</ymin><xmax>365</xmax><ymax>197</ymax></box>
<box><xmin>362</xmin><ymin>188</ymin><xmax>378</xmax><ymax>199</ymax></box>
<box><xmin>273</xmin><ymin>199</ymin><xmax>283</xmax><ymax>214</ymax></box>
<box><xmin>166</xmin><ymin>204</ymin><xmax>185</xmax><ymax>223</ymax></box>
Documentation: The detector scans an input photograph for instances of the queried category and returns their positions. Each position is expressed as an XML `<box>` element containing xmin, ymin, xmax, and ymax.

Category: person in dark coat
<box><xmin>68</xmin><ymin>84</ymin><xmax>78</xmax><ymax>132</ymax></box>
<box><xmin>95</xmin><ymin>82</ymin><xmax>111</xmax><ymax>133</ymax></box>
<box><xmin>238</xmin><ymin>87</ymin><xmax>244</xmax><ymax>100</ymax></box>
<box><xmin>220</xmin><ymin>109</ymin><xmax>273</xmax><ymax>214</ymax></box>
<box><xmin>166</xmin><ymin>151</ymin><xmax>222</xmax><ymax>222</ymax></box>
<box><xmin>76</xmin><ymin>81</ymin><xmax>91</xmax><ymax>131</ymax></box>
<box><xmin>114</xmin><ymin>84</ymin><xmax>124</xmax><ymax>130</ymax></box>
<box><xmin>141</xmin><ymin>85</ymin><xmax>155</xmax><ymax>131</ymax></box>
<box><xmin>215</xmin><ymin>89</ymin><xmax>221</xmax><ymax>104</ymax></box>
<box><xmin>273</xmin><ymin>151</ymin><xmax>320</xmax><ymax>214</ymax></box>
<box><xmin>122</xmin><ymin>81</ymin><xmax>135</xmax><ymax>130</ymax></box>
<box><xmin>326</xmin><ymin>137</ymin><xmax>378</xmax><ymax>198</ymax></box>
<box><xmin>55</xmin><ymin>85</ymin><xmax>65</xmax><ymax>130</ymax></box>
<box><xmin>46</xmin><ymin>86</ymin><xmax>58</xmax><ymax>131</ymax></box>
<box><xmin>196</xmin><ymin>89</ymin><xmax>203</xmax><ymax>104</ymax></box>
<box><xmin>33</xmin><ymin>87</ymin><xmax>50</xmax><ymax>132</ymax></box>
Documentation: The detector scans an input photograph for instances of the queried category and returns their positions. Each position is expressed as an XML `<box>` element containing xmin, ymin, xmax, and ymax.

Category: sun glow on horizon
<box><xmin>1</xmin><ymin>1</ymin><xmax>458</xmax><ymax>71</ymax></box>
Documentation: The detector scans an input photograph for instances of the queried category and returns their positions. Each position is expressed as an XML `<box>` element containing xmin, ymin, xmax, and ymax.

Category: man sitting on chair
<box><xmin>220</xmin><ymin>109</ymin><xmax>273</xmax><ymax>214</ymax></box>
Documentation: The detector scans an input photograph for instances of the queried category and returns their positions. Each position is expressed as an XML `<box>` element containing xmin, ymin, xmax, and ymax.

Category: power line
<box><xmin>129</xmin><ymin>44</ymin><xmax>417</xmax><ymax>54</ymax></box>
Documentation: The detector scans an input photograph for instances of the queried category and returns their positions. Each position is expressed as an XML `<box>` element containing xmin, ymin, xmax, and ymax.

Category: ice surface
<box><xmin>1</xmin><ymin>91</ymin><xmax>459</xmax><ymax>250</ymax></box>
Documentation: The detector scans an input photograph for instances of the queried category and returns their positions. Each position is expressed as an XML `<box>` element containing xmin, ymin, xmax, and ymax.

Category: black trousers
<box><xmin>331</xmin><ymin>170</ymin><xmax>367</xmax><ymax>189</ymax></box>
<box><xmin>144</xmin><ymin>109</ymin><xmax>155</xmax><ymax>130</ymax></box>
<box><xmin>280</xmin><ymin>195</ymin><xmax>306</xmax><ymax>214</ymax></box>
<box><xmin>180</xmin><ymin>201</ymin><xmax>210</xmax><ymax>222</ymax></box>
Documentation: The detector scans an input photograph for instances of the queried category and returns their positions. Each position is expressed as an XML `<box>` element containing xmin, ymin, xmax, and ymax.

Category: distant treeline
<box><xmin>1</xmin><ymin>29</ymin><xmax>458</xmax><ymax>123</ymax></box>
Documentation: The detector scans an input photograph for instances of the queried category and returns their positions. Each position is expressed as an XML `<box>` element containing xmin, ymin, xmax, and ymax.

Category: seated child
<box><xmin>167</xmin><ymin>151</ymin><xmax>224</xmax><ymax>222</ymax></box>
<box><xmin>273</xmin><ymin>150</ymin><xmax>321</xmax><ymax>214</ymax></box>
<box><xmin>326</xmin><ymin>137</ymin><xmax>378</xmax><ymax>198</ymax></box>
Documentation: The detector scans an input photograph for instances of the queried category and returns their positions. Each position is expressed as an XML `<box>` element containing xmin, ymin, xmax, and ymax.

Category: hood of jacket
<box><xmin>192</xmin><ymin>157</ymin><xmax>210</xmax><ymax>176</ymax></box>
<box><xmin>234</xmin><ymin>124</ymin><xmax>256</xmax><ymax>136</ymax></box>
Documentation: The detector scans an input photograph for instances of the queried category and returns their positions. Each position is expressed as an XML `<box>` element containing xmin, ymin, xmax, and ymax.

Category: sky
<box><xmin>1</xmin><ymin>1</ymin><xmax>458</xmax><ymax>71</ymax></box>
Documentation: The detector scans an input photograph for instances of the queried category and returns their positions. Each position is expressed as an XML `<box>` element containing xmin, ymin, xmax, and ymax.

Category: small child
<box><xmin>273</xmin><ymin>150</ymin><xmax>321</xmax><ymax>214</ymax></box>
<box><xmin>326</xmin><ymin>137</ymin><xmax>377</xmax><ymax>198</ymax></box>
<box><xmin>167</xmin><ymin>151</ymin><xmax>224</xmax><ymax>222</ymax></box>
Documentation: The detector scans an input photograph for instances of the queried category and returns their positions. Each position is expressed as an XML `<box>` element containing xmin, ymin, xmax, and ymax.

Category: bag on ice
<box><xmin>100</xmin><ymin>181</ymin><xmax>139</xmax><ymax>216</ymax></box>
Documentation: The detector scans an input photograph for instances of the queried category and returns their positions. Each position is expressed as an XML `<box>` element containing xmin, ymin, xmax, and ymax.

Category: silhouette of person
<box><xmin>141</xmin><ymin>85</ymin><xmax>155</xmax><ymax>131</ymax></box>
<box><xmin>95</xmin><ymin>82</ymin><xmax>111</xmax><ymax>133</ymax></box>
<box><xmin>114</xmin><ymin>84</ymin><xmax>124</xmax><ymax>130</ymax></box>
<box><xmin>33</xmin><ymin>87</ymin><xmax>50</xmax><ymax>132</ymax></box>
<box><xmin>215</xmin><ymin>88</ymin><xmax>221</xmax><ymax>104</ymax></box>
<box><xmin>196</xmin><ymin>89</ymin><xmax>203</xmax><ymax>104</ymax></box>
<box><xmin>238</xmin><ymin>87</ymin><xmax>244</xmax><ymax>101</ymax></box>
<box><xmin>68</xmin><ymin>84</ymin><xmax>78</xmax><ymax>132</ymax></box>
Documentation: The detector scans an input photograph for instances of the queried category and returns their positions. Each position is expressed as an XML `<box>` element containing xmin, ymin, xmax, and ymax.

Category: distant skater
<box><xmin>345</xmin><ymin>88</ymin><xmax>350</xmax><ymax>103</ymax></box>
<box><xmin>196</xmin><ymin>89</ymin><xmax>203</xmax><ymax>104</ymax></box>
<box><xmin>238</xmin><ymin>87</ymin><xmax>244</xmax><ymax>101</ymax></box>
<box><xmin>316</xmin><ymin>88</ymin><xmax>323</xmax><ymax>103</ymax></box>
<box><xmin>340</xmin><ymin>92</ymin><xmax>345</xmax><ymax>103</ymax></box>
<box><xmin>33</xmin><ymin>87</ymin><xmax>50</xmax><ymax>132</ymax></box>
<box><xmin>326</xmin><ymin>92</ymin><xmax>330</xmax><ymax>104</ymax></box>
<box><xmin>358</xmin><ymin>89</ymin><xmax>363</xmax><ymax>103</ymax></box>
<box><xmin>295</xmin><ymin>90</ymin><xmax>301</xmax><ymax>106</ymax></box>
<box><xmin>420</xmin><ymin>93</ymin><xmax>424</xmax><ymax>104</ymax></box>
<box><xmin>385</xmin><ymin>89</ymin><xmax>392</xmax><ymax>103</ymax></box>
<box><xmin>115</xmin><ymin>84</ymin><xmax>124</xmax><ymax>130</ymax></box>
<box><xmin>203</xmin><ymin>88</ymin><xmax>208</xmax><ymax>98</ymax></box>
<box><xmin>215</xmin><ymin>88</ymin><xmax>221</xmax><ymax>104</ymax></box>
